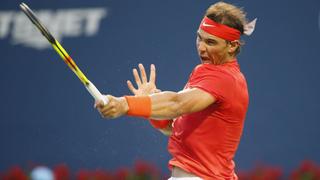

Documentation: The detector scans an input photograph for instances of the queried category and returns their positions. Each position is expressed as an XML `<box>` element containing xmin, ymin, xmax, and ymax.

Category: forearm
<box><xmin>118</xmin><ymin>88</ymin><xmax>214</xmax><ymax>120</ymax></box>
<box><xmin>149</xmin><ymin>91</ymin><xmax>185</xmax><ymax>120</ymax></box>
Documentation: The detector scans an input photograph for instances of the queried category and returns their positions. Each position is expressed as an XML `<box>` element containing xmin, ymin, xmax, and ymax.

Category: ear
<box><xmin>228</xmin><ymin>40</ymin><xmax>240</xmax><ymax>54</ymax></box>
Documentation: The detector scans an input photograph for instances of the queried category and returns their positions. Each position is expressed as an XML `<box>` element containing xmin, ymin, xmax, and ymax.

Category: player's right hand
<box><xmin>95</xmin><ymin>95</ymin><xmax>128</xmax><ymax>119</ymax></box>
<box><xmin>127</xmin><ymin>64</ymin><xmax>160</xmax><ymax>96</ymax></box>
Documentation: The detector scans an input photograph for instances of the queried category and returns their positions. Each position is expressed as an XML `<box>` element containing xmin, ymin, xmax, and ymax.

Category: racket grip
<box><xmin>86</xmin><ymin>81</ymin><xmax>108</xmax><ymax>105</ymax></box>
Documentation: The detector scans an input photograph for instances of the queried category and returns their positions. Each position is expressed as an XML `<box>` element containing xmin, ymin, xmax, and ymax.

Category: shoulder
<box><xmin>191</xmin><ymin>64</ymin><xmax>235</xmax><ymax>82</ymax></box>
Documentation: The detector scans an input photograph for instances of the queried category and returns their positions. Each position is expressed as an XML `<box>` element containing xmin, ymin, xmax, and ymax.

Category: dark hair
<box><xmin>205</xmin><ymin>2</ymin><xmax>247</xmax><ymax>55</ymax></box>
<box><xmin>205</xmin><ymin>2</ymin><xmax>247</xmax><ymax>34</ymax></box>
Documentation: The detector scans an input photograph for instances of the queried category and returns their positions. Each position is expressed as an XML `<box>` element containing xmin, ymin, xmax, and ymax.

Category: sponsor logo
<box><xmin>0</xmin><ymin>8</ymin><xmax>107</xmax><ymax>49</ymax></box>
<box><xmin>202</xmin><ymin>22</ymin><xmax>215</xmax><ymax>27</ymax></box>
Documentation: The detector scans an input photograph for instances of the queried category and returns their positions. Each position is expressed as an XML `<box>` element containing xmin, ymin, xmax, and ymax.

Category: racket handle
<box><xmin>86</xmin><ymin>81</ymin><xmax>108</xmax><ymax>105</ymax></box>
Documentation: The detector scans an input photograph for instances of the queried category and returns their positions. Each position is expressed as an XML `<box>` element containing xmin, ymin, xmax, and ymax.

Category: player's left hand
<box><xmin>95</xmin><ymin>95</ymin><xmax>129</xmax><ymax>119</ymax></box>
<box><xmin>127</xmin><ymin>64</ymin><xmax>160</xmax><ymax>96</ymax></box>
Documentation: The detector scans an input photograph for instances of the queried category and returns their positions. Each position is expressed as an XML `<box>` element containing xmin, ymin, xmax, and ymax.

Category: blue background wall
<box><xmin>0</xmin><ymin>0</ymin><xmax>319</xmax><ymax>176</ymax></box>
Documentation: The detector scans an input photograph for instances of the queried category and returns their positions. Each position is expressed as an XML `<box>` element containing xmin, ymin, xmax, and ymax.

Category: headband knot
<box><xmin>199</xmin><ymin>17</ymin><xmax>257</xmax><ymax>41</ymax></box>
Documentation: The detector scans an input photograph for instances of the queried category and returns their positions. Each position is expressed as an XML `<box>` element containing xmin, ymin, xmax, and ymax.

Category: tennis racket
<box><xmin>19</xmin><ymin>3</ymin><xmax>108</xmax><ymax>105</ymax></box>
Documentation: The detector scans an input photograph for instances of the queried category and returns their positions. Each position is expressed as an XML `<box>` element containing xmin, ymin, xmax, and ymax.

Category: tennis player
<box><xmin>96</xmin><ymin>2</ymin><xmax>255</xmax><ymax>179</ymax></box>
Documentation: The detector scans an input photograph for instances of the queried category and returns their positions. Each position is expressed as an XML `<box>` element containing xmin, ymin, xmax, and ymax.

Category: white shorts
<box><xmin>168</xmin><ymin>177</ymin><xmax>203</xmax><ymax>180</ymax></box>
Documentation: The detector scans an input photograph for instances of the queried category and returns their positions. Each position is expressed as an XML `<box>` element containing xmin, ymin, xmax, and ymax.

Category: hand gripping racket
<box><xmin>19</xmin><ymin>3</ymin><xmax>108</xmax><ymax>105</ymax></box>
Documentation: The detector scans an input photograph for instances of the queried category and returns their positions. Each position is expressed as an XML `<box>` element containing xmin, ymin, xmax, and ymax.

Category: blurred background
<box><xmin>0</xmin><ymin>0</ymin><xmax>320</xmax><ymax>179</ymax></box>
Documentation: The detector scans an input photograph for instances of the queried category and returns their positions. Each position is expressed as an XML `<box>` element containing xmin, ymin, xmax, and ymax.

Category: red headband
<box><xmin>199</xmin><ymin>16</ymin><xmax>241</xmax><ymax>41</ymax></box>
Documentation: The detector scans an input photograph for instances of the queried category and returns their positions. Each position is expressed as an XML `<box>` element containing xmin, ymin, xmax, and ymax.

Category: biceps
<box><xmin>177</xmin><ymin>88</ymin><xmax>216</xmax><ymax>114</ymax></box>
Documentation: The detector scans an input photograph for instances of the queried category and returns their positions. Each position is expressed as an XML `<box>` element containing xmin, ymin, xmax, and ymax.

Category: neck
<box><xmin>215</xmin><ymin>56</ymin><xmax>236</xmax><ymax>65</ymax></box>
<box><xmin>223</xmin><ymin>57</ymin><xmax>236</xmax><ymax>63</ymax></box>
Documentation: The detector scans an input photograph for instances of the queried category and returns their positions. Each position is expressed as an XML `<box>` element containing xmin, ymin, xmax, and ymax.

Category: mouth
<box><xmin>200</xmin><ymin>56</ymin><xmax>211</xmax><ymax>64</ymax></box>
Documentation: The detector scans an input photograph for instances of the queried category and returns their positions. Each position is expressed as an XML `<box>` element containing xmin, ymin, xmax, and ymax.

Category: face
<box><xmin>196</xmin><ymin>29</ymin><xmax>233</xmax><ymax>65</ymax></box>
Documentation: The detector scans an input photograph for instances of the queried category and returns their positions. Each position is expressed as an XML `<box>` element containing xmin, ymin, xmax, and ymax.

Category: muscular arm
<box><xmin>96</xmin><ymin>64</ymin><xmax>216</xmax><ymax>135</ymax></box>
<box><xmin>96</xmin><ymin>88</ymin><xmax>216</xmax><ymax>129</ymax></box>
<box><xmin>150</xmin><ymin>88</ymin><xmax>215</xmax><ymax>136</ymax></box>
<box><xmin>149</xmin><ymin>88</ymin><xmax>216</xmax><ymax>120</ymax></box>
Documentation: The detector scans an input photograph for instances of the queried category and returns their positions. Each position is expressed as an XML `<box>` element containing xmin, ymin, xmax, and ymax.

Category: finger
<box><xmin>139</xmin><ymin>63</ymin><xmax>147</xmax><ymax>83</ymax></box>
<box><xmin>133</xmin><ymin>68</ymin><xmax>142</xmax><ymax>87</ymax></box>
<box><xmin>101</xmin><ymin>106</ymin><xmax>113</xmax><ymax>117</ymax></box>
<box><xmin>100</xmin><ymin>96</ymin><xmax>114</xmax><ymax>112</ymax></box>
<box><xmin>94</xmin><ymin>99</ymin><xmax>105</xmax><ymax>109</ymax></box>
<box><xmin>101</xmin><ymin>107</ymin><xmax>115</xmax><ymax>116</ymax></box>
<box><xmin>100</xmin><ymin>108</ymin><xmax>114</xmax><ymax>118</ymax></box>
<box><xmin>127</xmin><ymin>80</ymin><xmax>137</xmax><ymax>94</ymax></box>
<box><xmin>150</xmin><ymin>64</ymin><xmax>156</xmax><ymax>83</ymax></box>
<box><xmin>100</xmin><ymin>101</ymin><xmax>119</xmax><ymax>118</ymax></box>
<box><xmin>94</xmin><ymin>100</ymin><xmax>99</xmax><ymax>108</ymax></box>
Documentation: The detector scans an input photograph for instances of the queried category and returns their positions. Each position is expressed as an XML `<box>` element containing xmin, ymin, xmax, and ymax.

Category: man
<box><xmin>96</xmin><ymin>2</ymin><xmax>255</xmax><ymax>179</ymax></box>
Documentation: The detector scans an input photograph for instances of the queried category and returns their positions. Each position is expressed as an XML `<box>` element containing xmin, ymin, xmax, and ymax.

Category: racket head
<box><xmin>19</xmin><ymin>3</ymin><xmax>55</xmax><ymax>44</ymax></box>
<box><xmin>19</xmin><ymin>3</ymin><xmax>103</xmax><ymax>102</ymax></box>
<box><xmin>20</xmin><ymin>3</ymin><xmax>91</xmax><ymax>86</ymax></box>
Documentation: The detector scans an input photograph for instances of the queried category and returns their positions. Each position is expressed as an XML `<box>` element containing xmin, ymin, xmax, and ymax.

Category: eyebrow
<box><xmin>197</xmin><ymin>32</ymin><xmax>217</xmax><ymax>42</ymax></box>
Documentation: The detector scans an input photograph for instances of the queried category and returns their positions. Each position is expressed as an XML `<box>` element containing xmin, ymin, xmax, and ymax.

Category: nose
<box><xmin>197</xmin><ymin>41</ymin><xmax>206</xmax><ymax>54</ymax></box>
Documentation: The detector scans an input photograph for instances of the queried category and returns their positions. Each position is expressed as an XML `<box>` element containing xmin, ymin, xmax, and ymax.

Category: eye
<box><xmin>206</xmin><ymin>39</ymin><xmax>217</xmax><ymax>46</ymax></box>
<box><xmin>197</xmin><ymin>34</ymin><xmax>202</xmax><ymax>41</ymax></box>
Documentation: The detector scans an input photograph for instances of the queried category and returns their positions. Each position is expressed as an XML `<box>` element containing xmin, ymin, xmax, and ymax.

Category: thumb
<box><xmin>94</xmin><ymin>100</ymin><xmax>104</xmax><ymax>109</ymax></box>
<box><xmin>94</xmin><ymin>95</ymin><xmax>110</xmax><ymax>108</ymax></box>
<box><xmin>154</xmin><ymin>89</ymin><xmax>161</xmax><ymax>93</ymax></box>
